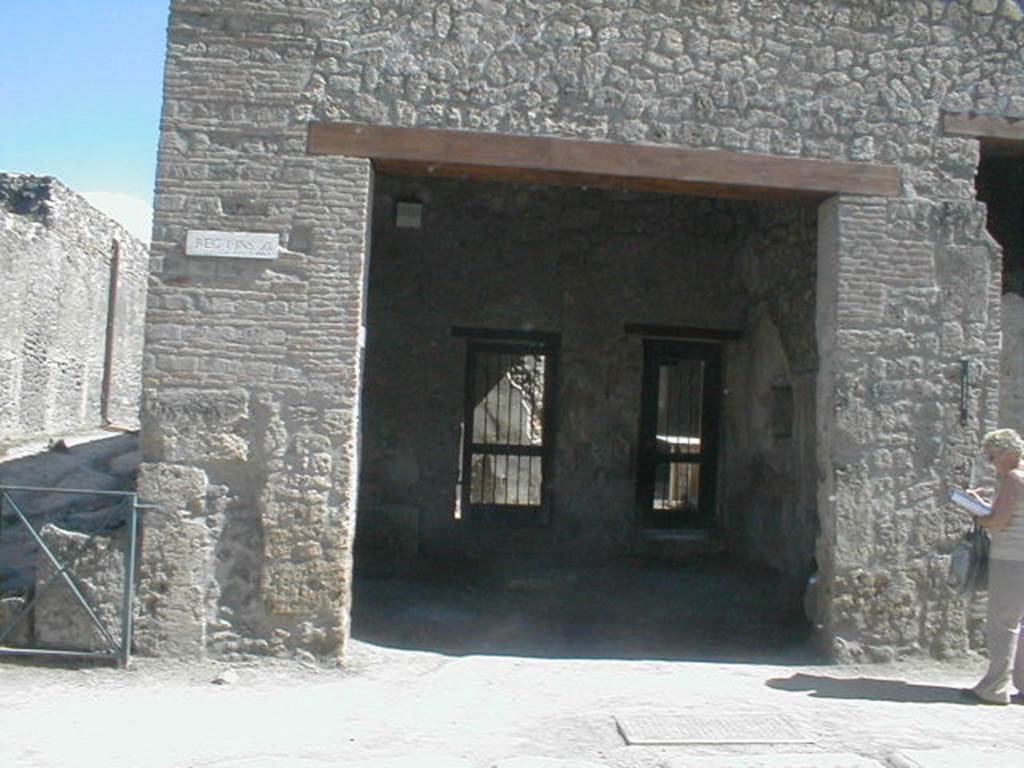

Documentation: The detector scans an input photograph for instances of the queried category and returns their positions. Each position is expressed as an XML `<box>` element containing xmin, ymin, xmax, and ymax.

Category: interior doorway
<box><xmin>636</xmin><ymin>340</ymin><xmax>721</xmax><ymax>534</ymax></box>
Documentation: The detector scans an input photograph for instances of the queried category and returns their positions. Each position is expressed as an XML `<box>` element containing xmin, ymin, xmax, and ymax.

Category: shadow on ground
<box><xmin>352</xmin><ymin>554</ymin><xmax>822</xmax><ymax>664</ymax></box>
<box><xmin>767</xmin><ymin>673</ymin><xmax>972</xmax><ymax>704</ymax></box>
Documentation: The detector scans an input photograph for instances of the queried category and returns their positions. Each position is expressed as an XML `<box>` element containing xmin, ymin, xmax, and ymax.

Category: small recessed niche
<box><xmin>395</xmin><ymin>201</ymin><xmax>422</xmax><ymax>229</ymax></box>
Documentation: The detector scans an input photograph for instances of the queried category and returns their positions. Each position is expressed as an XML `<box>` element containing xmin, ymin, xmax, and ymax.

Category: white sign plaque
<box><xmin>186</xmin><ymin>230</ymin><xmax>279</xmax><ymax>260</ymax></box>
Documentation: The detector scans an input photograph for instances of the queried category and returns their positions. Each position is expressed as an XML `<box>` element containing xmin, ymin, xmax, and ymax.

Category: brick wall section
<box><xmin>141</xmin><ymin>3</ymin><xmax>371</xmax><ymax>661</ymax></box>
<box><xmin>147</xmin><ymin>0</ymin><xmax>1021</xmax><ymax>660</ymax></box>
<box><xmin>0</xmin><ymin>174</ymin><xmax>148</xmax><ymax>445</ymax></box>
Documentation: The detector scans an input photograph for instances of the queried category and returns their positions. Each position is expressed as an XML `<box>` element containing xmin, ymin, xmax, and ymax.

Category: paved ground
<box><xmin>1</xmin><ymin>644</ymin><xmax>1022</xmax><ymax>768</ymax></box>
<box><xmin>2</xmin><ymin>559</ymin><xmax>1022</xmax><ymax>767</ymax></box>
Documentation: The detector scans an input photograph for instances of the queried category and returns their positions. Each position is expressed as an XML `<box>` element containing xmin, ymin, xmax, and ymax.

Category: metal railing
<box><xmin>0</xmin><ymin>485</ymin><xmax>146</xmax><ymax>667</ymax></box>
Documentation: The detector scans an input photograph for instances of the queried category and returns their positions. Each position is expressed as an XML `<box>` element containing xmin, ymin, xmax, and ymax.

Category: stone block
<box><xmin>137</xmin><ymin>462</ymin><xmax>208</xmax><ymax>516</ymax></box>
<box><xmin>34</xmin><ymin>524</ymin><xmax>125</xmax><ymax>652</ymax></box>
<box><xmin>0</xmin><ymin>596</ymin><xmax>31</xmax><ymax>647</ymax></box>
<box><xmin>142</xmin><ymin>388</ymin><xmax>250</xmax><ymax>463</ymax></box>
<box><xmin>133</xmin><ymin>504</ymin><xmax>214</xmax><ymax>658</ymax></box>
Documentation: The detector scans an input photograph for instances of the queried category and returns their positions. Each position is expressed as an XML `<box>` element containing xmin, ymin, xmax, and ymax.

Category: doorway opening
<box><xmin>976</xmin><ymin>143</ymin><xmax>1024</xmax><ymax>292</ymax></box>
<box><xmin>636</xmin><ymin>340</ymin><xmax>721</xmax><ymax>535</ymax></box>
<box><xmin>976</xmin><ymin>140</ymin><xmax>1024</xmax><ymax>427</ymax></box>
<box><xmin>350</xmin><ymin>169</ymin><xmax>824</xmax><ymax>659</ymax></box>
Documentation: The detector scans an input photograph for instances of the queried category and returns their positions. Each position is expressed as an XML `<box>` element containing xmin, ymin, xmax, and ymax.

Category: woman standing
<box><xmin>965</xmin><ymin>428</ymin><xmax>1024</xmax><ymax>705</ymax></box>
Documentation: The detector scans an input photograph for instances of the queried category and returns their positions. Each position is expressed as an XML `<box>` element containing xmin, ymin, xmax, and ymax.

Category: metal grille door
<box><xmin>637</xmin><ymin>341</ymin><xmax>722</xmax><ymax>531</ymax></box>
<box><xmin>459</xmin><ymin>338</ymin><xmax>555</xmax><ymax>525</ymax></box>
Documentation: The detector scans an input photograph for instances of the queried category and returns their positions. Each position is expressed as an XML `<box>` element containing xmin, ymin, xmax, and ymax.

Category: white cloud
<box><xmin>80</xmin><ymin>190</ymin><xmax>153</xmax><ymax>244</ymax></box>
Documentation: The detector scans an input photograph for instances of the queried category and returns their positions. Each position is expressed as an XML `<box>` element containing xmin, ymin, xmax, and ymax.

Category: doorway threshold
<box><xmin>639</xmin><ymin>528</ymin><xmax>709</xmax><ymax>543</ymax></box>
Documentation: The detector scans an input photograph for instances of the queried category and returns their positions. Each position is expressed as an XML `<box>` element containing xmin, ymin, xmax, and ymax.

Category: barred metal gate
<box><xmin>0</xmin><ymin>485</ymin><xmax>144</xmax><ymax>667</ymax></box>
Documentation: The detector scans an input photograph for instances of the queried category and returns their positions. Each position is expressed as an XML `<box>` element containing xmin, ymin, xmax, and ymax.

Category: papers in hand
<box><xmin>950</xmin><ymin>490</ymin><xmax>992</xmax><ymax>517</ymax></box>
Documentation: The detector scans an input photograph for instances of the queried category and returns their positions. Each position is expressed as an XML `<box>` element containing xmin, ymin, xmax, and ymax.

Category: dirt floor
<box><xmin>351</xmin><ymin>554</ymin><xmax>817</xmax><ymax>663</ymax></box>
<box><xmin>2</xmin><ymin>558</ymin><xmax>1023</xmax><ymax>768</ymax></box>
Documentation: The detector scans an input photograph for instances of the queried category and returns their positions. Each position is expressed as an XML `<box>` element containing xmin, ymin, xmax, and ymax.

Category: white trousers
<box><xmin>973</xmin><ymin>558</ymin><xmax>1024</xmax><ymax>703</ymax></box>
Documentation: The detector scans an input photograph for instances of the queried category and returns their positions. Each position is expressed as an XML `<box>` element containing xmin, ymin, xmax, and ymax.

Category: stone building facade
<box><xmin>140</xmin><ymin>0</ymin><xmax>1023</xmax><ymax>662</ymax></box>
<box><xmin>0</xmin><ymin>174</ymin><xmax>149</xmax><ymax>444</ymax></box>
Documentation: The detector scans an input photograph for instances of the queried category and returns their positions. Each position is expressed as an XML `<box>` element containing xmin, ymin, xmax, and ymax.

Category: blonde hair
<box><xmin>982</xmin><ymin>428</ymin><xmax>1024</xmax><ymax>458</ymax></box>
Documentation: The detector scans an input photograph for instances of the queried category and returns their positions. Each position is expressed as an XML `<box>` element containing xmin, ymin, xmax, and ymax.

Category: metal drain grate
<box><xmin>615</xmin><ymin>713</ymin><xmax>813</xmax><ymax>745</ymax></box>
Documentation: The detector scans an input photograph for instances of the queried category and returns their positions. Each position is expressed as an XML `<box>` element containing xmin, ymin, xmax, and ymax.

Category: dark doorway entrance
<box><xmin>354</xmin><ymin>172</ymin><xmax>821</xmax><ymax>661</ymax></box>
<box><xmin>636</xmin><ymin>340</ymin><xmax>722</xmax><ymax>533</ymax></box>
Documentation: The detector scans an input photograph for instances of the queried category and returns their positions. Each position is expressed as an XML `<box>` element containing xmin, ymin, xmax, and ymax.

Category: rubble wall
<box><xmin>145</xmin><ymin>0</ymin><xmax>1022</xmax><ymax>659</ymax></box>
<box><xmin>0</xmin><ymin>175</ymin><xmax>149</xmax><ymax>443</ymax></box>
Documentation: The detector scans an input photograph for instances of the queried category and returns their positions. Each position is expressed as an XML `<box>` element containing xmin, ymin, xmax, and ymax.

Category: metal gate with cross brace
<box><xmin>0</xmin><ymin>485</ymin><xmax>148</xmax><ymax>667</ymax></box>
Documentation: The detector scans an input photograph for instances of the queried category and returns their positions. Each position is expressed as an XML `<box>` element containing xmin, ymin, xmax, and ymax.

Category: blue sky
<box><xmin>0</xmin><ymin>2</ymin><xmax>169</xmax><ymax>241</ymax></box>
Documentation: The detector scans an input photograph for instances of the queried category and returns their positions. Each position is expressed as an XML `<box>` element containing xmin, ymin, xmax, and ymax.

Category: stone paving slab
<box><xmin>665</xmin><ymin>753</ymin><xmax>882</xmax><ymax>768</ymax></box>
<box><xmin>203</xmin><ymin>756</ymin><xmax>476</xmax><ymax>768</ymax></box>
<box><xmin>889</xmin><ymin>748</ymin><xmax>1022</xmax><ymax>768</ymax></box>
<box><xmin>492</xmin><ymin>758</ymin><xmax>605</xmax><ymax>768</ymax></box>
<box><xmin>616</xmin><ymin>713</ymin><xmax>812</xmax><ymax>745</ymax></box>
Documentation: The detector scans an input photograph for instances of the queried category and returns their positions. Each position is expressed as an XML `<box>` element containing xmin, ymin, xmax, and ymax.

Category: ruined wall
<box><xmin>359</xmin><ymin>174</ymin><xmax>755</xmax><ymax>563</ymax></box>
<box><xmin>148</xmin><ymin>0</ymin><xmax>1021</xmax><ymax>659</ymax></box>
<box><xmin>723</xmin><ymin>203</ymin><xmax>819</xmax><ymax>590</ymax></box>
<box><xmin>0</xmin><ymin>175</ymin><xmax>149</xmax><ymax>444</ymax></box>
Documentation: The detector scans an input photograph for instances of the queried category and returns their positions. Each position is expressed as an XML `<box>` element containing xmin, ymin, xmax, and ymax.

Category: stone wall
<box><xmin>145</xmin><ymin>0</ymin><xmax>1022</xmax><ymax>660</ymax></box>
<box><xmin>0</xmin><ymin>175</ymin><xmax>149</xmax><ymax>444</ymax></box>
<box><xmin>1002</xmin><ymin>293</ymin><xmax>1024</xmax><ymax>431</ymax></box>
<box><xmin>142</xmin><ymin>5</ymin><xmax>373</xmax><ymax>659</ymax></box>
<box><xmin>722</xmin><ymin>203</ymin><xmax>819</xmax><ymax>592</ymax></box>
<box><xmin>816</xmin><ymin>194</ymin><xmax>1001</xmax><ymax>661</ymax></box>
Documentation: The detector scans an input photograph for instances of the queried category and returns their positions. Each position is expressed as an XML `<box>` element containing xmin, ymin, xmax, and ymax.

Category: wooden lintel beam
<box><xmin>943</xmin><ymin>113</ymin><xmax>1024</xmax><ymax>143</ymax></box>
<box><xmin>371</xmin><ymin>159</ymin><xmax>824</xmax><ymax>202</ymax></box>
<box><xmin>308</xmin><ymin>122</ymin><xmax>900</xmax><ymax>199</ymax></box>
